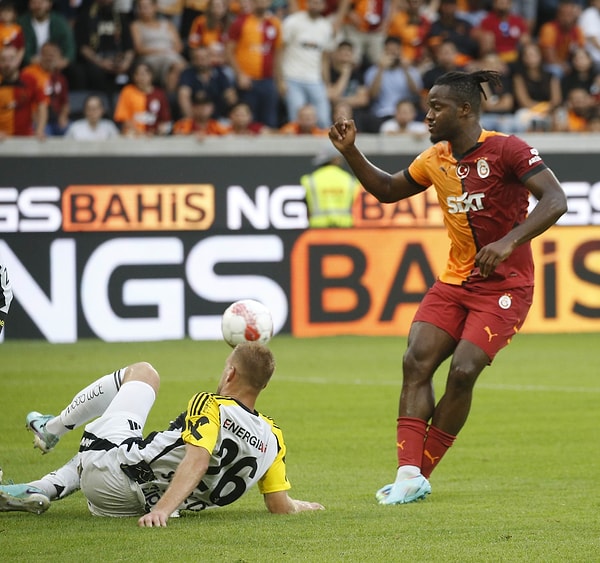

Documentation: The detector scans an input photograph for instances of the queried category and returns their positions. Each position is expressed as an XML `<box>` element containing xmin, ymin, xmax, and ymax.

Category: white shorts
<box><xmin>78</xmin><ymin>380</ymin><xmax>156</xmax><ymax>517</ymax></box>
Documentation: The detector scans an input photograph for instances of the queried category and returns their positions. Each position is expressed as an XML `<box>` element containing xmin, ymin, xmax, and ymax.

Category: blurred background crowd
<box><xmin>0</xmin><ymin>0</ymin><xmax>598</xmax><ymax>140</ymax></box>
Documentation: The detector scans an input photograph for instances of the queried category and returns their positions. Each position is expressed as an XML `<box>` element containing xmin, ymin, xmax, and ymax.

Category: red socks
<box><xmin>421</xmin><ymin>425</ymin><xmax>456</xmax><ymax>479</ymax></box>
<box><xmin>396</xmin><ymin>417</ymin><xmax>428</xmax><ymax>467</ymax></box>
<box><xmin>396</xmin><ymin>417</ymin><xmax>456</xmax><ymax>479</ymax></box>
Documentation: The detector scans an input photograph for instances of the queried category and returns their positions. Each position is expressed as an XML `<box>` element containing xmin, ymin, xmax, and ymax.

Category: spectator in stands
<box><xmin>279</xmin><ymin>103</ymin><xmax>328</xmax><ymax>135</ymax></box>
<box><xmin>556</xmin><ymin>86</ymin><xmax>595</xmax><ymax>130</ymax></box>
<box><xmin>18</xmin><ymin>0</ymin><xmax>81</xmax><ymax>89</ymax></box>
<box><xmin>477</xmin><ymin>52</ymin><xmax>518</xmax><ymax>132</ymax></box>
<box><xmin>281</xmin><ymin>0</ymin><xmax>334</xmax><ymax>128</ymax></box>
<box><xmin>363</xmin><ymin>35</ymin><xmax>423</xmax><ymax>133</ymax></box>
<box><xmin>426</xmin><ymin>0</ymin><xmax>479</xmax><ymax>67</ymax></box>
<box><xmin>22</xmin><ymin>41</ymin><xmax>70</xmax><ymax>136</ymax></box>
<box><xmin>386</xmin><ymin>0</ymin><xmax>432</xmax><ymax>69</ymax></box>
<box><xmin>113</xmin><ymin>60</ymin><xmax>172</xmax><ymax>135</ymax></box>
<box><xmin>378</xmin><ymin>98</ymin><xmax>428</xmax><ymax>137</ymax></box>
<box><xmin>0</xmin><ymin>44</ymin><xmax>47</xmax><ymax>138</ymax></box>
<box><xmin>64</xmin><ymin>93</ymin><xmax>121</xmax><ymax>139</ymax></box>
<box><xmin>0</xmin><ymin>0</ymin><xmax>24</xmax><ymax>65</ymax></box>
<box><xmin>473</xmin><ymin>0</ymin><xmax>530</xmax><ymax>65</ymax></box>
<box><xmin>223</xmin><ymin>100</ymin><xmax>269</xmax><ymax>135</ymax></box>
<box><xmin>421</xmin><ymin>39</ymin><xmax>464</xmax><ymax>93</ymax></box>
<box><xmin>512</xmin><ymin>42</ymin><xmax>562</xmax><ymax>131</ymax></box>
<box><xmin>172</xmin><ymin>89</ymin><xmax>229</xmax><ymax>136</ymax></box>
<box><xmin>340</xmin><ymin>0</ymin><xmax>386</xmax><ymax>69</ymax></box>
<box><xmin>177</xmin><ymin>45</ymin><xmax>237</xmax><ymax>120</ymax></box>
<box><xmin>560</xmin><ymin>46</ymin><xmax>600</xmax><ymax>98</ymax></box>
<box><xmin>74</xmin><ymin>0</ymin><xmax>135</xmax><ymax>99</ymax></box>
<box><xmin>180</xmin><ymin>0</ymin><xmax>210</xmax><ymax>43</ymax></box>
<box><xmin>538</xmin><ymin>0</ymin><xmax>586</xmax><ymax>78</ymax></box>
<box><xmin>579</xmin><ymin>0</ymin><xmax>600</xmax><ymax>71</ymax></box>
<box><xmin>187</xmin><ymin>0</ymin><xmax>233</xmax><ymax>53</ymax></box>
<box><xmin>130</xmin><ymin>0</ymin><xmax>187</xmax><ymax>94</ymax></box>
<box><xmin>325</xmin><ymin>39</ymin><xmax>370</xmax><ymax>132</ymax></box>
<box><xmin>225</xmin><ymin>0</ymin><xmax>283</xmax><ymax>129</ymax></box>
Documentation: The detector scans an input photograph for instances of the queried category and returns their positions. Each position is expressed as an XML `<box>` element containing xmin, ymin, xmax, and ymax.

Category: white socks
<box><xmin>45</xmin><ymin>369</ymin><xmax>126</xmax><ymax>437</ymax></box>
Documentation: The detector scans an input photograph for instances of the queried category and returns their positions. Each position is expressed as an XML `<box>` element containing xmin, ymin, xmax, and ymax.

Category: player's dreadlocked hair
<box><xmin>433</xmin><ymin>70</ymin><xmax>502</xmax><ymax>113</ymax></box>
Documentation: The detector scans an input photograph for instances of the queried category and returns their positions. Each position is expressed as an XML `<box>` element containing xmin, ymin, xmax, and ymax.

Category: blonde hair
<box><xmin>231</xmin><ymin>342</ymin><xmax>275</xmax><ymax>390</ymax></box>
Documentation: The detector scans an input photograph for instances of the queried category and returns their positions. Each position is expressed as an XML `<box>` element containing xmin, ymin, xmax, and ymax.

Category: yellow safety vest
<box><xmin>300</xmin><ymin>165</ymin><xmax>359</xmax><ymax>228</ymax></box>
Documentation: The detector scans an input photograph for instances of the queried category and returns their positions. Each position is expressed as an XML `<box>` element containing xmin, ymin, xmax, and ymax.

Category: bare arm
<box><xmin>263</xmin><ymin>490</ymin><xmax>324</xmax><ymax>514</ymax></box>
<box><xmin>474</xmin><ymin>168</ymin><xmax>567</xmax><ymax>277</ymax></box>
<box><xmin>329</xmin><ymin>119</ymin><xmax>427</xmax><ymax>203</ymax></box>
<box><xmin>138</xmin><ymin>444</ymin><xmax>210</xmax><ymax>527</ymax></box>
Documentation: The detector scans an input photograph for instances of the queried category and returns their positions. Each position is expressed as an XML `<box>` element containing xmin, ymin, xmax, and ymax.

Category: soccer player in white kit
<box><xmin>0</xmin><ymin>342</ymin><xmax>324</xmax><ymax>525</ymax></box>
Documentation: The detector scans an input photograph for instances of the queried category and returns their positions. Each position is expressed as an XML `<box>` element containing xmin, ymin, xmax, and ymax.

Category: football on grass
<box><xmin>221</xmin><ymin>299</ymin><xmax>274</xmax><ymax>347</ymax></box>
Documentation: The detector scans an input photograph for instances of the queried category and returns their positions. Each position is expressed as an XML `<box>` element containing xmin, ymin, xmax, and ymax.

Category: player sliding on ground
<box><xmin>329</xmin><ymin>70</ymin><xmax>567</xmax><ymax>505</ymax></box>
<box><xmin>0</xmin><ymin>342</ymin><xmax>324</xmax><ymax>524</ymax></box>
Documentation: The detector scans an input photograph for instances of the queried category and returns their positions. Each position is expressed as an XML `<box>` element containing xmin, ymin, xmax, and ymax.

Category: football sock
<box><xmin>420</xmin><ymin>424</ymin><xmax>456</xmax><ymax>479</ymax></box>
<box><xmin>28</xmin><ymin>455</ymin><xmax>80</xmax><ymax>500</ymax></box>
<box><xmin>396</xmin><ymin>416</ymin><xmax>428</xmax><ymax>469</ymax></box>
<box><xmin>45</xmin><ymin>369</ymin><xmax>125</xmax><ymax>436</ymax></box>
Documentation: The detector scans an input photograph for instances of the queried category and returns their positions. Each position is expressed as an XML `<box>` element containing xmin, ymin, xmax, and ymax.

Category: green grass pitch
<box><xmin>1</xmin><ymin>334</ymin><xmax>599</xmax><ymax>562</ymax></box>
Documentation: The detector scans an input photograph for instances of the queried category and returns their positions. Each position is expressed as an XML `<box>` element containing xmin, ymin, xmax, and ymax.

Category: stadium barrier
<box><xmin>1</xmin><ymin>135</ymin><xmax>599</xmax><ymax>342</ymax></box>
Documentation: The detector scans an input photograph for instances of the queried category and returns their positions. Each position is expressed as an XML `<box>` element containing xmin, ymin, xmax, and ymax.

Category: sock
<box><xmin>421</xmin><ymin>424</ymin><xmax>456</xmax><ymax>479</ymax></box>
<box><xmin>28</xmin><ymin>455</ymin><xmax>80</xmax><ymax>500</ymax></box>
<box><xmin>396</xmin><ymin>416</ymin><xmax>428</xmax><ymax>469</ymax></box>
<box><xmin>45</xmin><ymin>369</ymin><xmax>125</xmax><ymax>436</ymax></box>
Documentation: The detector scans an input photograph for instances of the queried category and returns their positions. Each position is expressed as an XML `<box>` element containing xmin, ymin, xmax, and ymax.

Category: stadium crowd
<box><xmin>0</xmin><ymin>0</ymin><xmax>598</xmax><ymax>139</ymax></box>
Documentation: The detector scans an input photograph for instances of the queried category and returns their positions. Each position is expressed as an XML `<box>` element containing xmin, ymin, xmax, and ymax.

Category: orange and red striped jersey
<box><xmin>187</xmin><ymin>15</ymin><xmax>227</xmax><ymax>49</ymax></box>
<box><xmin>538</xmin><ymin>21</ymin><xmax>585</xmax><ymax>64</ymax></box>
<box><xmin>227</xmin><ymin>13</ymin><xmax>282</xmax><ymax>80</ymax></box>
<box><xmin>0</xmin><ymin>72</ymin><xmax>45</xmax><ymax>135</ymax></box>
<box><xmin>386</xmin><ymin>11</ymin><xmax>431</xmax><ymax>63</ymax></box>
<box><xmin>21</xmin><ymin>63</ymin><xmax>68</xmax><ymax>117</ymax></box>
<box><xmin>407</xmin><ymin>130</ymin><xmax>546</xmax><ymax>288</ymax></box>
<box><xmin>114</xmin><ymin>84</ymin><xmax>171</xmax><ymax>134</ymax></box>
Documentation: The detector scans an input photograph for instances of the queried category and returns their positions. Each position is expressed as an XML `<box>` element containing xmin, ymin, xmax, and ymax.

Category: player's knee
<box><xmin>123</xmin><ymin>362</ymin><xmax>160</xmax><ymax>393</ymax></box>
<box><xmin>446</xmin><ymin>363</ymin><xmax>479</xmax><ymax>391</ymax></box>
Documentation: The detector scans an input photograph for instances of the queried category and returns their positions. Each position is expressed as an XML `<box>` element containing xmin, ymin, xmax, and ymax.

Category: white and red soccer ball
<box><xmin>221</xmin><ymin>299</ymin><xmax>274</xmax><ymax>347</ymax></box>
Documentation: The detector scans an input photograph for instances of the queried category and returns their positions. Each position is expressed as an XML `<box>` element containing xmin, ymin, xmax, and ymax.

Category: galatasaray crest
<box><xmin>476</xmin><ymin>159</ymin><xmax>490</xmax><ymax>178</ymax></box>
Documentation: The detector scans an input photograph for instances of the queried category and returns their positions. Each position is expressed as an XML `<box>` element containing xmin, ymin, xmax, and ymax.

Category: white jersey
<box><xmin>83</xmin><ymin>393</ymin><xmax>290</xmax><ymax>513</ymax></box>
<box><xmin>282</xmin><ymin>11</ymin><xmax>334</xmax><ymax>83</ymax></box>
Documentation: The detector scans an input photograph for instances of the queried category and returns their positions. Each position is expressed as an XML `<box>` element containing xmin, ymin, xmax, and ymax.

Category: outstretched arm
<box><xmin>328</xmin><ymin>119</ymin><xmax>427</xmax><ymax>203</ymax></box>
<box><xmin>138</xmin><ymin>444</ymin><xmax>210</xmax><ymax>527</ymax></box>
<box><xmin>475</xmin><ymin>168</ymin><xmax>567</xmax><ymax>278</ymax></box>
<box><xmin>263</xmin><ymin>490</ymin><xmax>324</xmax><ymax>514</ymax></box>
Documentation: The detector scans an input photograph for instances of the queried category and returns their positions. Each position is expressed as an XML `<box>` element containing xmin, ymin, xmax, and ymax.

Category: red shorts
<box><xmin>413</xmin><ymin>280</ymin><xmax>533</xmax><ymax>361</ymax></box>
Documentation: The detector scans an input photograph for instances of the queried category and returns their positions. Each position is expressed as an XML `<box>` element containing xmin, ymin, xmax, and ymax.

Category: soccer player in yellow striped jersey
<box><xmin>0</xmin><ymin>343</ymin><xmax>323</xmax><ymax>523</ymax></box>
<box><xmin>329</xmin><ymin>70</ymin><xmax>567</xmax><ymax>505</ymax></box>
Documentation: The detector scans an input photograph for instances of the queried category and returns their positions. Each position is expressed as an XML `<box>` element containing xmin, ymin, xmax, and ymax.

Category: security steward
<box><xmin>300</xmin><ymin>145</ymin><xmax>360</xmax><ymax>227</ymax></box>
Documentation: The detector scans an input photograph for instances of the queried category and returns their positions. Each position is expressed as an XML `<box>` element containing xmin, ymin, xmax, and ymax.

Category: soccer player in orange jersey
<box><xmin>329</xmin><ymin>70</ymin><xmax>568</xmax><ymax>505</ymax></box>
